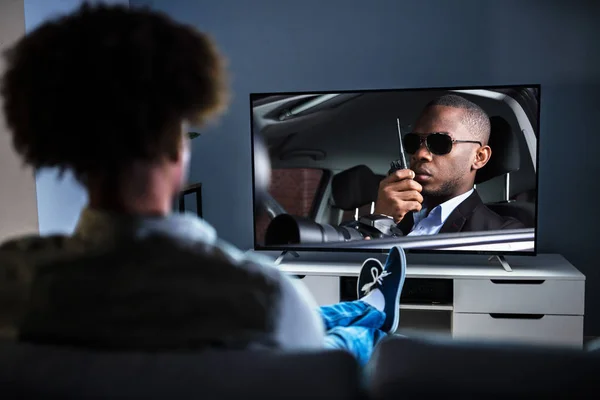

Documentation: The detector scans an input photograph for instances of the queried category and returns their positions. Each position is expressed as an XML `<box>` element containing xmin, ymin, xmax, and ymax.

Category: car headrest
<box><xmin>475</xmin><ymin>116</ymin><xmax>521</xmax><ymax>184</ymax></box>
<box><xmin>331</xmin><ymin>165</ymin><xmax>383</xmax><ymax>211</ymax></box>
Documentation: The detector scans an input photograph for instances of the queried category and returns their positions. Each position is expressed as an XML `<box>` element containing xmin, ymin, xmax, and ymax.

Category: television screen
<box><xmin>251</xmin><ymin>85</ymin><xmax>540</xmax><ymax>255</ymax></box>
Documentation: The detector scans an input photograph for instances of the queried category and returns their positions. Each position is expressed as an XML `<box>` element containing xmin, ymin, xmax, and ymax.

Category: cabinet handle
<box><xmin>489</xmin><ymin>313</ymin><xmax>544</xmax><ymax>320</ymax></box>
<box><xmin>490</xmin><ymin>279</ymin><xmax>545</xmax><ymax>285</ymax></box>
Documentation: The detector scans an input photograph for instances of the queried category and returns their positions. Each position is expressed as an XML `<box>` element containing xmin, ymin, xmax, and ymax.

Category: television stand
<box><xmin>488</xmin><ymin>255</ymin><xmax>512</xmax><ymax>272</ymax></box>
<box><xmin>274</xmin><ymin>254</ymin><xmax>585</xmax><ymax>349</ymax></box>
<box><xmin>274</xmin><ymin>250</ymin><xmax>299</xmax><ymax>266</ymax></box>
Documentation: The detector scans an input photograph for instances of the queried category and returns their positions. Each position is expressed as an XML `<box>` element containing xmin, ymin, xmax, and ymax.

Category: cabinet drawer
<box><xmin>454</xmin><ymin>279</ymin><xmax>584</xmax><ymax>315</ymax></box>
<box><xmin>295</xmin><ymin>275</ymin><xmax>340</xmax><ymax>306</ymax></box>
<box><xmin>453</xmin><ymin>313</ymin><xmax>583</xmax><ymax>348</ymax></box>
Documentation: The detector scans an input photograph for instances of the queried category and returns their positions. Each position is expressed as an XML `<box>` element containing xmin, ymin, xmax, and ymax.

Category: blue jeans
<box><xmin>320</xmin><ymin>300</ymin><xmax>388</xmax><ymax>367</ymax></box>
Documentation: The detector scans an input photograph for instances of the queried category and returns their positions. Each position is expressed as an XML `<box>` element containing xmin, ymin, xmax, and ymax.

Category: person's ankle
<box><xmin>361</xmin><ymin>288</ymin><xmax>385</xmax><ymax>311</ymax></box>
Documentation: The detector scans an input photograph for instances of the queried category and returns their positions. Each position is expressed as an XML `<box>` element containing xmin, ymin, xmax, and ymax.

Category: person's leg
<box><xmin>319</xmin><ymin>258</ymin><xmax>386</xmax><ymax>331</ymax></box>
<box><xmin>324</xmin><ymin>326</ymin><xmax>387</xmax><ymax>367</ymax></box>
<box><xmin>320</xmin><ymin>299</ymin><xmax>385</xmax><ymax>331</ymax></box>
<box><xmin>320</xmin><ymin>246</ymin><xmax>407</xmax><ymax>366</ymax></box>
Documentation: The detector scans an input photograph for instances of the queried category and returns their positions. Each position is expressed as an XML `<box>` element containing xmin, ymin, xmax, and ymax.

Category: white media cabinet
<box><xmin>277</xmin><ymin>253</ymin><xmax>586</xmax><ymax>348</ymax></box>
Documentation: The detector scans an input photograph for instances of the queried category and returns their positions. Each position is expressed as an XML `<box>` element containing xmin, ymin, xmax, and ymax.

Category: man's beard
<box><xmin>422</xmin><ymin>175</ymin><xmax>462</xmax><ymax>204</ymax></box>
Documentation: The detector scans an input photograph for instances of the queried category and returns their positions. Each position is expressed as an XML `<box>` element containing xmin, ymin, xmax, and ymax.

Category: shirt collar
<box><xmin>412</xmin><ymin>188</ymin><xmax>475</xmax><ymax>226</ymax></box>
<box><xmin>73</xmin><ymin>207</ymin><xmax>218</xmax><ymax>246</ymax></box>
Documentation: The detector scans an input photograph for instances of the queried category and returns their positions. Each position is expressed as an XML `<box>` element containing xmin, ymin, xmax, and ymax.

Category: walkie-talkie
<box><xmin>388</xmin><ymin>118</ymin><xmax>408</xmax><ymax>175</ymax></box>
<box><xmin>359</xmin><ymin>118</ymin><xmax>408</xmax><ymax>236</ymax></box>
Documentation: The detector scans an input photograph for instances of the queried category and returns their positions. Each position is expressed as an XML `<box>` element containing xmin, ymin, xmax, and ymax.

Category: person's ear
<box><xmin>175</xmin><ymin>121</ymin><xmax>192</xmax><ymax>163</ymax></box>
<box><xmin>472</xmin><ymin>145</ymin><xmax>491</xmax><ymax>171</ymax></box>
<box><xmin>179</xmin><ymin>133</ymin><xmax>191</xmax><ymax>161</ymax></box>
<box><xmin>170</xmin><ymin>124</ymin><xmax>192</xmax><ymax>192</ymax></box>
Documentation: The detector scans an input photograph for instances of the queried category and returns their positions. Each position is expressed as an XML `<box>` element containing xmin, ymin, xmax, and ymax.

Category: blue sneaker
<box><xmin>379</xmin><ymin>246</ymin><xmax>407</xmax><ymax>333</ymax></box>
<box><xmin>357</xmin><ymin>258</ymin><xmax>384</xmax><ymax>299</ymax></box>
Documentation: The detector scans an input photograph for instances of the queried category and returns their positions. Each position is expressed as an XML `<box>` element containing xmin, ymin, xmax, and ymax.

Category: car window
<box><xmin>255</xmin><ymin>168</ymin><xmax>324</xmax><ymax>246</ymax></box>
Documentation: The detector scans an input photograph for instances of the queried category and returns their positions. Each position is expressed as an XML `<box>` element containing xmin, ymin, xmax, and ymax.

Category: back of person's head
<box><xmin>1</xmin><ymin>3</ymin><xmax>229</xmax><ymax>182</ymax></box>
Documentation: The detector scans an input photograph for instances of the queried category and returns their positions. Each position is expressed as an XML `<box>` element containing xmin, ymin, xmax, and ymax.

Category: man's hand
<box><xmin>374</xmin><ymin>169</ymin><xmax>423</xmax><ymax>223</ymax></box>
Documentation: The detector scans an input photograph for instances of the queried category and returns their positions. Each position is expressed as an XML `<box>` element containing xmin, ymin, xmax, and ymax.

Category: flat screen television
<box><xmin>250</xmin><ymin>85</ymin><xmax>540</xmax><ymax>255</ymax></box>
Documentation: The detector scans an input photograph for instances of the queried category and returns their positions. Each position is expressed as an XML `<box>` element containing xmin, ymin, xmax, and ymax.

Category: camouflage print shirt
<box><xmin>0</xmin><ymin>208</ymin><xmax>324</xmax><ymax>350</ymax></box>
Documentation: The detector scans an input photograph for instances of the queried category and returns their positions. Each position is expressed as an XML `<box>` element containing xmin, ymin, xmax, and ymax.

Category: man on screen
<box><xmin>374</xmin><ymin>94</ymin><xmax>524</xmax><ymax>235</ymax></box>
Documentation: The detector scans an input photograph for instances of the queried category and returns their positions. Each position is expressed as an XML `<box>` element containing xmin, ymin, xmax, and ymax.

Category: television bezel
<box><xmin>249</xmin><ymin>83</ymin><xmax>541</xmax><ymax>257</ymax></box>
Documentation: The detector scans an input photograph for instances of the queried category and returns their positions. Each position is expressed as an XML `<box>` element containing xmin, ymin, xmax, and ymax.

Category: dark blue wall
<box><xmin>132</xmin><ymin>0</ymin><xmax>600</xmax><ymax>334</ymax></box>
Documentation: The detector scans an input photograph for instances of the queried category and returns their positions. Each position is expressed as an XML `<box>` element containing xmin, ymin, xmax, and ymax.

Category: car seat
<box><xmin>475</xmin><ymin>116</ymin><xmax>536</xmax><ymax>228</ymax></box>
<box><xmin>331</xmin><ymin>165</ymin><xmax>385</xmax><ymax>224</ymax></box>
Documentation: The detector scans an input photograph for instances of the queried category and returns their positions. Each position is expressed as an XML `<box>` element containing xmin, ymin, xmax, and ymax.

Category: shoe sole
<box><xmin>356</xmin><ymin>257</ymin><xmax>383</xmax><ymax>299</ymax></box>
<box><xmin>388</xmin><ymin>246</ymin><xmax>407</xmax><ymax>333</ymax></box>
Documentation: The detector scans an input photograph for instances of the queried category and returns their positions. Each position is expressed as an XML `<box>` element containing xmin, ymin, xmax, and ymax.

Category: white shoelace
<box><xmin>361</xmin><ymin>266</ymin><xmax>391</xmax><ymax>295</ymax></box>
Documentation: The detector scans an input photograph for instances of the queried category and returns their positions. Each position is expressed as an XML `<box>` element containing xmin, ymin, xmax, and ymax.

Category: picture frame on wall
<box><xmin>177</xmin><ymin>182</ymin><xmax>202</xmax><ymax>218</ymax></box>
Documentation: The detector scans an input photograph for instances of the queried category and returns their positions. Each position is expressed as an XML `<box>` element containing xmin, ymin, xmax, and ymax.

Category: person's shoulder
<box><xmin>202</xmin><ymin>241</ymin><xmax>320</xmax><ymax>324</ymax></box>
<box><xmin>0</xmin><ymin>234</ymin><xmax>82</xmax><ymax>273</ymax></box>
<box><xmin>139</xmin><ymin>216</ymin><xmax>286</xmax><ymax>286</ymax></box>
<box><xmin>499</xmin><ymin>215</ymin><xmax>526</xmax><ymax>229</ymax></box>
<box><xmin>0</xmin><ymin>235</ymin><xmax>68</xmax><ymax>320</ymax></box>
<box><xmin>207</xmin><ymin>239</ymin><xmax>286</xmax><ymax>282</ymax></box>
<box><xmin>163</xmin><ymin>214</ymin><xmax>284</xmax><ymax>278</ymax></box>
<box><xmin>475</xmin><ymin>204</ymin><xmax>525</xmax><ymax>229</ymax></box>
<box><xmin>0</xmin><ymin>233</ymin><xmax>72</xmax><ymax>253</ymax></box>
<box><xmin>0</xmin><ymin>233</ymin><xmax>86</xmax><ymax>283</ymax></box>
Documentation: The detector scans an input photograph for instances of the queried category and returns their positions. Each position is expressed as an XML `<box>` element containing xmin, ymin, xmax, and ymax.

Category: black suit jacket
<box><xmin>398</xmin><ymin>190</ymin><xmax>525</xmax><ymax>235</ymax></box>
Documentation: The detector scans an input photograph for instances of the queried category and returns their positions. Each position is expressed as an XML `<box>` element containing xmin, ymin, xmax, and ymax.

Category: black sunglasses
<box><xmin>403</xmin><ymin>132</ymin><xmax>482</xmax><ymax>156</ymax></box>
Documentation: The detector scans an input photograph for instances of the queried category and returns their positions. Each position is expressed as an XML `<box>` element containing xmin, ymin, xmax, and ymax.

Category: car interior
<box><xmin>253</xmin><ymin>89</ymin><xmax>538</xmax><ymax>244</ymax></box>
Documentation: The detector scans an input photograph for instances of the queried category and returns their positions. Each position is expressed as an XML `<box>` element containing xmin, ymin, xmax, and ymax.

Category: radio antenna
<box><xmin>396</xmin><ymin>118</ymin><xmax>408</xmax><ymax>170</ymax></box>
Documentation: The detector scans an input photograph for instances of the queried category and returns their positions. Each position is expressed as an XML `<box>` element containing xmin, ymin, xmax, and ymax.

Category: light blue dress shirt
<box><xmin>407</xmin><ymin>189</ymin><xmax>474</xmax><ymax>236</ymax></box>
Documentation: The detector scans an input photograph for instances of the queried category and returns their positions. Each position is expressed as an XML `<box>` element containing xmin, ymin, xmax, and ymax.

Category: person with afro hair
<box><xmin>0</xmin><ymin>3</ymin><xmax>407</xmax><ymax>369</ymax></box>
